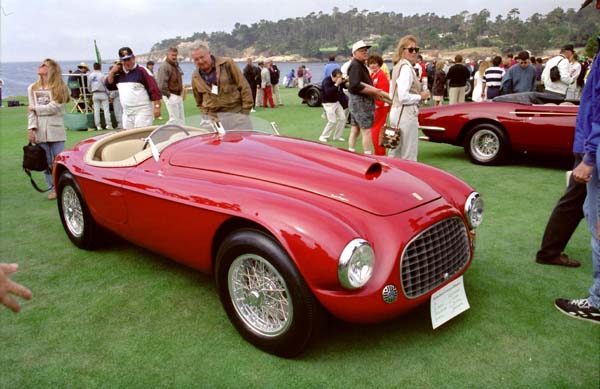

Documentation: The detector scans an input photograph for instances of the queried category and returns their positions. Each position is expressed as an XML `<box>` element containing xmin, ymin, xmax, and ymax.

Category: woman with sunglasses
<box><xmin>388</xmin><ymin>35</ymin><xmax>430</xmax><ymax>161</ymax></box>
<box><xmin>27</xmin><ymin>59</ymin><xmax>70</xmax><ymax>199</ymax></box>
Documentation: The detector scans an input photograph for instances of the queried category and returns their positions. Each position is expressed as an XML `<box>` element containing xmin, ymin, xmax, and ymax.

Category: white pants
<box><xmin>388</xmin><ymin>105</ymin><xmax>419</xmax><ymax>161</ymax></box>
<box><xmin>320</xmin><ymin>102</ymin><xmax>345</xmax><ymax>140</ymax></box>
<box><xmin>256</xmin><ymin>87</ymin><xmax>263</xmax><ymax>107</ymax></box>
<box><xmin>123</xmin><ymin>103</ymin><xmax>154</xmax><ymax>130</ymax></box>
<box><xmin>163</xmin><ymin>94</ymin><xmax>185</xmax><ymax>125</ymax></box>
<box><xmin>272</xmin><ymin>84</ymin><xmax>282</xmax><ymax>105</ymax></box>
<box><xmin>92</xmin><ymin>93</ymin><xmax>112</xmax><ymax>129</ymax></box>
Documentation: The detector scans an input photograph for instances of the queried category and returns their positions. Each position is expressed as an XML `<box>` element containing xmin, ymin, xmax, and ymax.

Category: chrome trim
<box><xmin>509</xmin><ymin>111</ymin><xmax>578</xmax><ymax>116</ymax></box>
<box><xmin>464</xmin><ymin>192</ymin><xmax>484</xmax><ymax>229</ymax></box>
<box><xmin>338</xmin><ymin>239</ymin><xmax>374</xmax><ymax>289</ymax></box>
<box><xmin>419</xmin><ymin>125</ymin><xmax>447</xmax><ymax>132</ymax></box>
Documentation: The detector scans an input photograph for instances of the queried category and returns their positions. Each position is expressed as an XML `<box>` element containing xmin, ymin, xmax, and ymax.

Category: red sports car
<box><xmin>54</xmin><ymin>113</ymin><xmax>483</xmax><ymax>357</ymax></box>
<box><xmin>419</xmin><ymin>92</ymin><xmax>578</xmax><ymax>165</ymax></box>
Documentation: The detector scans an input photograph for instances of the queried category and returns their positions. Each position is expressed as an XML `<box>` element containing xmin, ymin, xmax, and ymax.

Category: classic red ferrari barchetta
<box><xmin>54</xmin><ymin>113</ymin><xmax>483</xmax><ymax>357</ymax></box>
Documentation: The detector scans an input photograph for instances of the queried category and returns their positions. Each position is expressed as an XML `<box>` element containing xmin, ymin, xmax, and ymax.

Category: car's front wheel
<box><xmin>463</xmin><ymin>123</ymin><xmax>509</xmax><ymax>165</ymax></box>
<box><xmin>57</xmin><ymin>171</ymin><xmax>100</xmax><ymax>249</ymax></box>
<box><xmin>215</xmin><ymin>229</ymin><xmax>323</xmax><ymax>357</ymax></box>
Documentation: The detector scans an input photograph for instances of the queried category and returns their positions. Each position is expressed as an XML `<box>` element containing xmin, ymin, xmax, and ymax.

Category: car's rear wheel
<box><xmin>306</xmin><ymin>86</ymin><xmax>322</xmax><ymax>107</ymax></box>
<box><xmin>463</xmin><ymin>123</ymin><xmax>510</xmax><ymax>165</ymax></box>
<box><xmin>57</xmin><ymin>171</ymin><xmax>100</xmax><ymax>249</ymax></box>
<box><xmin>215</xmin><ymin>229</ymin><xmax>322</xmax><ymax>357</ymax></box>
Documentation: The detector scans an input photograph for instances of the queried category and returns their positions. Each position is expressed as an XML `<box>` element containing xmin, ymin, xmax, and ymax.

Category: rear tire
<box><xmin>463</xmin><ymin>123</ymin><xmax>510</xmax><ymax>165</ymax></box>
<box><xmin>57</xmin><ymin>171</ymin><xmax>100</xmax><ymax>249</ymax></box>
<box><xmin>215</xmin><ymin>229</ymin><xmax>323</xmax><ymax>357</ymax></box>
<box><xmin>306</xmin><ymin>87</ymin><xmax>322</xmax><ymax>107</ymax></box>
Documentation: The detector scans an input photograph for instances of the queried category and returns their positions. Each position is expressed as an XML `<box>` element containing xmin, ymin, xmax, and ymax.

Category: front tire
<box><xmin>57</xmin><ymin>171</ymin><xmax>100</xmax><ymax>249</ymax></box>
<box><xmin>463</xmin><ymin>123</ymin><xmax>510</xmax><ymax>165</ymax></box>
<box><xmin>215</xmin><ymin>229</ymin><xmax>322</xmax><ymax>357</ymax></box>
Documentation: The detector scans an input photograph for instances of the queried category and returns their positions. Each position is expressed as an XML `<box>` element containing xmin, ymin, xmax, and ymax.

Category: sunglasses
<box><xmin>405</xmin><ymin>47</ymin><xmax>420</xmax><ymax>53</ymax></box>
<box><xmin>39</xmin><ymin>63</ymin><xmax>48</xmax><ymax>68</ymax></box>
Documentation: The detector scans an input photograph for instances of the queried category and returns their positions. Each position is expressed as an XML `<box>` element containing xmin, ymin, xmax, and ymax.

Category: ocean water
<box><xmin>0</xmin><ymin>60</ymin><xmax>328</xmax><ymax>99</ymax></box>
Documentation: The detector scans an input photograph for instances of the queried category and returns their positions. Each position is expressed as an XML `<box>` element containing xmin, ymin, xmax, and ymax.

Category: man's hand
<box><xmin>0</xmin><ymin>263</ymin><xmax>32</xmax><ymax>313</ymax></box>
<box><xmin>572</xmin><ymin>161</ymin><xmax>594</xmax><ymax>183</ymax></box>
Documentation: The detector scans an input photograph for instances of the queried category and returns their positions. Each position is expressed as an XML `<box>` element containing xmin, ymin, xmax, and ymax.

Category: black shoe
<box><xmin>554</xmin><ymin>298</ymin><xmax>600</xmax><ymax>324</ymax></box>
<box><xmin>536</xmin><ymin>253</ymin><xmax>580</xmax><ymax>267</ymax></box>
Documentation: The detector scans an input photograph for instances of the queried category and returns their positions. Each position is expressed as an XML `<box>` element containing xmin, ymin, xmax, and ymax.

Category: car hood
<box><xmin>169</xmin><ymin>133</ymin><xmax>441</xmax><ymax>215</ymax></box>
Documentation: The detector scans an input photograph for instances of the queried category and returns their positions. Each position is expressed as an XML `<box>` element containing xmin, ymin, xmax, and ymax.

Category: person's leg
<box><xmin>399</xmin><ymin>106</ymin><xmax>419</xmax><ymax>161</ymax></box>
<box><xmin>256</xmin><ymin>87</ymin><xmax>263</xmax><ymax>107</ymax></box>
<box><xmin>101</xmin><ymin>96</ymin><xmax>112</xmax><ymax>129</ymax></box>
<box><xmin>332</xmin><ymin>103</ymin><xmax>346</xmax><ymax>140</ymax></box>
<box><xmin>267</xmin><ymin>86</ymin><xmax>275</xmax><ymax>108</ymax></box>
<box><xmin>273</xmin><ymin>84</ymin><xmax>282</xmax><ymax>105</ymax></box>
<box><xmin>320</xmin><ymin>103</ymin><xmax>337</xmax><ymax>140</ymax></box>
<box><xmin>586</xmin><ymin>162</ymin><xmax>600</xmax><ymax>308</ymax></box>
<box><xmin>361</xmin><ymin>128</ymin><xmax>373</xmax><ymax>154</ymax></box>
<box><xmin>348</xmin><ymin>125</ymin><xmax>359</xmax><ymax>152</ymax></box>
<box><xmin>92</xmin><ymin>95</ymin><xmax>102</xmax><ymax>129</ymax></box>
<box><xmin>458</xmin><ymin>86</ymin><xmax>466</xmax><ymax>103</ymax></box>
<box><xmin>537</xmin><ymin>154</ymin><xmax>585</xmax><ymax>265</ymax></box>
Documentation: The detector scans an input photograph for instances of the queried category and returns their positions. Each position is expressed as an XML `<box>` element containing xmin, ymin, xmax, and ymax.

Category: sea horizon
<box><xmin>1</xmin><ymin>60</ymin><xmax>330</xmax><ymax>99</ymax></box>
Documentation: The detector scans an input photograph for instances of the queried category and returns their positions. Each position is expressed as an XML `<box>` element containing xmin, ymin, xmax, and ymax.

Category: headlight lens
<box><xmin>338</xmin><ymin>239</ymin><xmax>374</xmax><ymax>289</ymax></box>
<box><xmin>464</xmin><ymin>192</ymin><xmax>484</xmax><ymax>229</ymax></box>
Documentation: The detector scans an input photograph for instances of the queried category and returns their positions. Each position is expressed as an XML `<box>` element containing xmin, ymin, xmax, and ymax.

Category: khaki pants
<box><xmin>448</xmin><ymin>86</ymin><xmax>466</xmax><ymax>105</ymax></box>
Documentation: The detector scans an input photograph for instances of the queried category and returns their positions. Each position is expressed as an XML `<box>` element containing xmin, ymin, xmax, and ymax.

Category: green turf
<box><xmin>1</xmin><ymin>89</ymin><xmax>598</xmax><ymax>387</ymax></box>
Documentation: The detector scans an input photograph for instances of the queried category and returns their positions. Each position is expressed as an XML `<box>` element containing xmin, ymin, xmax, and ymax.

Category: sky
<box><xmin>0</xmin><ymin>0</ymin><xmax>585</xmax><ymax>62</ymax></box>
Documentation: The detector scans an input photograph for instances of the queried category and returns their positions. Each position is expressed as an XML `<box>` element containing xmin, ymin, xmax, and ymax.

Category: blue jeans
<box><xmin>39</xmin><ymin>141</ymin><xmax>65</xmax><ymax>191</ymax></box>
<box><xmin>584</xmin><ymin>159</ymin><xmax>600</xmax><ymax>308</ymax></box>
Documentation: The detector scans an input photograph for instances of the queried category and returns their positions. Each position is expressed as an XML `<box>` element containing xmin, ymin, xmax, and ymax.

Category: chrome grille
<box><xmin>400</xmin><ymin>216</ymin><xmax>470</xmax><ymax>299</ymax></box>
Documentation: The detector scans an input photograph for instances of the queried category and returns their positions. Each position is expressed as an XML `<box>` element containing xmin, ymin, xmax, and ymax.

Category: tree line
<box><xmin>151</xmin><ymin>6</ymin><xmax>600</xmax><ymax>59</ymax></box>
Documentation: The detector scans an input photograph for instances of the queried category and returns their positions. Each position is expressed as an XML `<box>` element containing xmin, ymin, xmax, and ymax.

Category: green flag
<box><xmin>94</xmin><ymin>40</ymin><xmax>102</xmax><ymax>64</ymax></box>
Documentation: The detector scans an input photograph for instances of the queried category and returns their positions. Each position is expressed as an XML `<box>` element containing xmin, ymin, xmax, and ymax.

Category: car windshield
<box><xmin>143</xmin><ymin>113</ymin><xmax>280</xmax><ymax>161</ymax></box>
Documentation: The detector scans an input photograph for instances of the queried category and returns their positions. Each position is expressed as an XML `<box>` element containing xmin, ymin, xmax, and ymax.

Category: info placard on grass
<box><xmin>430</xmin><ymin>276</ymin><xmax>470</xmax><ymax>329</ymax></box>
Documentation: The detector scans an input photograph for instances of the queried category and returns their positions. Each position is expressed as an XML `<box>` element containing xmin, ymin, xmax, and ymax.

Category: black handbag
<box><xmin>22</xmin><ymin>142</ymin><xmax>50</xmax><ymax>192</ymax></box>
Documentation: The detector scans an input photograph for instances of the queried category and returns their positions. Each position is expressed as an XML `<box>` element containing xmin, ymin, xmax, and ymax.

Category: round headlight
<box><xmin>338</xmin><ymin>239</ymin><xmax>374</xmax><ymax>289</ymax></box>
<box><xmin>464</xmin><ymin>192</ymin><xmax>484</xmax><ymax>229</ymax></box>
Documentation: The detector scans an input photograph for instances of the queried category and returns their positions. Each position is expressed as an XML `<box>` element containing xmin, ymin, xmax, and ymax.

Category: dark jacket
<box><xmin>432</xmin><ymin>69</ymin><xmax>446</xmax><ymax>96</ymax></box>
<box><xmin>347</xmin><ymin>59</ymin><xmax>372</xmax><ymax>96</ymax></box>
<box><xmin>446</xmin><ymin>63</ymin><xmax>470</xmax><ymax>87</ymax></box>
<box><xmin>321</xmin><ymin>75</ymin><xmax>345</xmax><ymax>104</ymax></box>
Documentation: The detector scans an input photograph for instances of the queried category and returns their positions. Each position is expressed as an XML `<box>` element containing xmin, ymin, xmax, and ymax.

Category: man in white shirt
<box><xmin>541</xmin><ymin>44</ymin><xmax>576</xmax><ymax>97</ymax></box>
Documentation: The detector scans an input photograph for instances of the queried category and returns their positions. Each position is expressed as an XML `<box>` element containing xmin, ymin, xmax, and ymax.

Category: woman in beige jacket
<box><xmin>27</xmin><ymin>58</ymin><xmax>70</xmax><ymax>199</ymax></box>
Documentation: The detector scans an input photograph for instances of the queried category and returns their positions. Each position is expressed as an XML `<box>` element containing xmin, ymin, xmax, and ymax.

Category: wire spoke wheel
<box><xmin>62</xmin><ymin>185</ymin><xmax>85</xmax><ymax>238</ymax></box>
<box><xmin>228</xmin><ymin>254</ymin><xmax>293</xmax><ymax>337</ymax></box>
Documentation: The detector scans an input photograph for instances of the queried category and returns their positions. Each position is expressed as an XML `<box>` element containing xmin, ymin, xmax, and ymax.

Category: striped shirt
<box><xmin>484</xmin><ymin>67</ymin><xmax>505</xmax><ymax>87</ymax></box>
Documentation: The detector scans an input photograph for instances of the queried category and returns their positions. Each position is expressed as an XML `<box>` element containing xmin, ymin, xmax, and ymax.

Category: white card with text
<box><xmin>430</xmin><ymin>276</ymin><xmax>470</xmax><ymax>329</ymax></box>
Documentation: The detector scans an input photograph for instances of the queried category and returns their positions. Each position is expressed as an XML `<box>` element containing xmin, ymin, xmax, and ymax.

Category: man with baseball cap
<box><xmin>105</xmin><ymin>47</ymin><xmax>162</xmax><ymax>129</ymax></box>
<box><xmin>541</xmin><ymin>44</ymin><xmax>577</xmax><ymax>97</ymax></box>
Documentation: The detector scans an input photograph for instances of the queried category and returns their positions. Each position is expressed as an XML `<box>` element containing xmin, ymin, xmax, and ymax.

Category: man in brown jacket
<box><xmin>157</xmin><ymin>47</ymin><xmax>185</xmax><ymax>125</ymax></box>
<box><xmin>191</xmin><ymin>45</ymin><xmax>253</xmax><ymax>120</ymax></box>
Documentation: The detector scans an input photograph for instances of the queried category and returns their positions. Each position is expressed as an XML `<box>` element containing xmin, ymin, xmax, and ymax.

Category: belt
<box><xmin>488</xmin><ymin>85</ymin><xmax>501</xmax><ymax>88</ymax></box>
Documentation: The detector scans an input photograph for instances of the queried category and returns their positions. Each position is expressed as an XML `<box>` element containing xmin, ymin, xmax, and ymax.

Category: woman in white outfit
<box><xmin>388</xmin><ymin>35</ymin><xmax>430</xmax><ymax>161</ymax></box>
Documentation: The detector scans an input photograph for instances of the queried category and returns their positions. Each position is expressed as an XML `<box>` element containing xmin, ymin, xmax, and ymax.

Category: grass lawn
<box><xmin>1</xmin><ymin>88</ymin><xmax>598</xmax><ymax>387</ymax></box>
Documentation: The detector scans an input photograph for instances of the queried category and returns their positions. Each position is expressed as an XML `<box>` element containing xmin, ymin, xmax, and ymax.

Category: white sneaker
<box><xmin>334</xmin><ymin>137</ymin><xmax>345</xmax><ymax>142</ymax></box>
<box><xmin>319</xmin><ymin>137</ymin><xmax>328</xmax><ymax>142</ymax></box>
<box><xmin>251</xmin><ymin>108</ymin><xmax>256</xmax><ymax>113</ymax></box>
